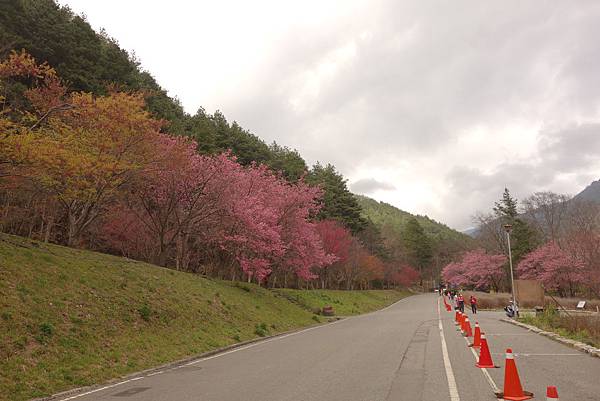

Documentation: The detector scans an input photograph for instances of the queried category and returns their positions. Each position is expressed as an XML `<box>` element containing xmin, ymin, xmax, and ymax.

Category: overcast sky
<box><xmin>60</xmin><ymin>0</ymin><xmax>600</xmax><ymax>230</ymax></box>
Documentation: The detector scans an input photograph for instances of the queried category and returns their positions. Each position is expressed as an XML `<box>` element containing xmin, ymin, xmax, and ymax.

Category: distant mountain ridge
<box><xmin>462</xmin><ymin>179</ymin><xmax>600</xmax><ymax>237</ymax></box>
<box><xmin>355</xmin><ymin>195</ymin><xmax>474</xmax><ymax>245</ymax></box>
<box><xmin>572</xmin><ymin>179</ymin><xmax>600</xmax><ymax>203</ymax></box>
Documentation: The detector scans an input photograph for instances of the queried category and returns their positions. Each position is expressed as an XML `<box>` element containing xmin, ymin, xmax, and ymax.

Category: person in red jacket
<box><xmin>470</xmin><ymin>295</ymin><xmax>477</xmax><ymax>314</ymax></box>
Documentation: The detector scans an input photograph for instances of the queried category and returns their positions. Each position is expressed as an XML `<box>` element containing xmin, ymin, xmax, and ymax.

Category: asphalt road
<box><xmin>56</xmin><ymin>293</ymin><xmax>600</xmax><ymax>401</ymax></box>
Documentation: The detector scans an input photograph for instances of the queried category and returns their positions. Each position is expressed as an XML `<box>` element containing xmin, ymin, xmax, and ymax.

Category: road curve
<box><xmin>55</xmin><ymin>293</ymin><xmax>600</xmax><ymax>401</ymax></box>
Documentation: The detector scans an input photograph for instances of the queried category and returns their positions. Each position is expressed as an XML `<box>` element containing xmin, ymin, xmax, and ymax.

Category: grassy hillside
<box><xmin>356</xmin><ymin>194</ymin><xmax>474</xmax><ymax>245</ymax></box>
<box><xmin>0</xmin><ymin>234</ymin><xmax>408</xmax><ymax>401</ymax></box>
<box><xmin>276</xmin><ymin>289</ymin><xmax>409</xmax><ymax>316</ymax></box>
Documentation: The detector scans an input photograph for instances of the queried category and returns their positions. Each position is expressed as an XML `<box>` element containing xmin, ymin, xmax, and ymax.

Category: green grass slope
<box><xmin>0</xmin><ymin>234</ymin><xmax>408</xmax><ymax>401</ymax></box>
<box><xmin>276</xmin><ymin>289</ymin><xmax>409</xmax><ymax>316</ymax></box>
<box><xmin>355</xmin><ymin>194</ymin><xmax>474</xmax><ymax>245</ymax></box>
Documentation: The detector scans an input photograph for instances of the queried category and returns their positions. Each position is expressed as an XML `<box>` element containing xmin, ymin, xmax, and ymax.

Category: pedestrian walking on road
<box><xmin>470</xmin><ymin>295</ymin><xmax>477</xmax><ymax>314</ymax></box>
<box><xmin>457</xmin><ymin>293</ymin><xmax>465</xmax><ymax>313</ymax></box>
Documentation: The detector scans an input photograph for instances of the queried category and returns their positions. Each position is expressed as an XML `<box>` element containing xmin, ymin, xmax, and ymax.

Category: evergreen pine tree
<box><xmin>307</xmin><ymin>163</ymin><xmax>367</xmax><ymax>234</ymax></box>
<box><xmin>402</xmin><ymin>217</ymin><xmax>433</xmax><ymax>281</ymax></box>
<box><xmin>511</xmin><ymin>218</ymin><xmax>540</xmax><ymax>263</ymax></box>
<box><xmin>493</xmin><ymin>187</ymin><xmax>519</xmax><ymax>219</ymax></box>
<box><xmin>492</xmin><ymin>188</ymin><xmax>540</xmax><ymax>268</ymax></box>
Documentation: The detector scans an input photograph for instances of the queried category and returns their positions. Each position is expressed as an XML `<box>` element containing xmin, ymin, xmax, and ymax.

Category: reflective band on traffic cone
<box><xmin>475</xmin><ymin>333</ymin><xmax>498</xmax><ymax>368</ymax></box>
<box><xmin>470</xmin><ymin>322</ymin><xmax>481</xmax><ymax>347</ymax></box>
<box><xmin>498</xmin><ymin>348</ymin><xmax>533</xmax><ymax>400</ymax></box>
<box><xmin>443</xmin><ymin>297</ymin><xmax>449</xmax><ymax>309</ymax></box>
<box><xmin>546</xmin><ymin>386</ymin><xmax>559</xmax><ymax>401</ymax></box>
<box><xmin>464</xmin><ymin>317</ymin><xmax>472</xmax><ymax>337</ymax></box>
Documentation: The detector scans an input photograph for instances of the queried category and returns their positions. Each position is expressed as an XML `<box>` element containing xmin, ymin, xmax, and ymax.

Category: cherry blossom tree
<box><xmin>315</xmin><ymin>220</ymin><xmax>351</xmax><ymax>288</ymax></box>
<box><xmin>463</xmin><ymin>250</ymin><xmax>506</xmax><ymax>291</ymax></box>
<box><xmin>391</xmin><ymin>265</ymin><xmax>420</xmax><ymax>287</ymax></box>
<box><xmin>128</xmin><ymin>138</ymin><xmax>230</xmax><ymax>268</ymax></box>
<box><xmin>0</xmin><ymin>51</ymin><xmax>381</xmax><ymax>290</ymax></box>
<box><xmin>517</xmin><ymin>242</ymin><xmax>585</xmax><ymax>296</ymax></box>
<box><xmin>1</xmin><ymin>51</ymin><xmax>162</xmax><ymax>247</ymax></box>
<box><xmin>442</xmin><ymin>261</ymin><xmax>470</xmax><ymax>288</ymax></box>
<box><xmin>442</xmin><ymin>250</ymin><xmax>506</xmax><ymax>291</ymax></box>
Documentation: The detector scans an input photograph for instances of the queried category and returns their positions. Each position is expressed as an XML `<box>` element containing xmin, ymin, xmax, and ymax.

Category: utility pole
<box><xmin>504</xmin><ymin>224</ymin><xmax>517</xmax><ymax>311</ymax></box>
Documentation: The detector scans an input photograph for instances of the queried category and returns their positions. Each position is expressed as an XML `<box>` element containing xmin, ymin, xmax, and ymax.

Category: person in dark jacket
<box><xmin>457</xmin><ymin>293</ymin><xmax>465</xmax><ymax>313</ymax></box>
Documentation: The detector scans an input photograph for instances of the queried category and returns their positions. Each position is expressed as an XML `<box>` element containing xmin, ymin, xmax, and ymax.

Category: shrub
<box><xmin>39</xmin><ymin>322</ymin><xmax>53</xmax><ymax>337</ymax></box>
<box><xmin>520</xmin><ymin>308</ymin><xmax>600</xmax><ymax>347</ymax></box>
<box><xmin>36</xmin><ymin>322</ymin><xmax>54</xmax><ymax>343</ymax></box>
<box><xmin>254</xmin><ymin>322</ymin><xmax>268</xmax><ymax>337</ymax></box>
<box><xmin>138</xmin><ymin>305</ymin><xmax>151</xmax><ymax>321</ymax></box>
<box><xmin>234</xmin><ymin>283</ymin><xmax>252</xmax><ymax>292</ymax></box>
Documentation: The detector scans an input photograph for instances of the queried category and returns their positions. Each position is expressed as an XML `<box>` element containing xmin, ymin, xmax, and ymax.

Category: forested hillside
<box><xmin>356</xmin><ymin>195</ymin><xmax>475</xmax><ymax>286</ymax></box>
<box><xmin>356</xmin><ymin>195</ymin><xmax>472</xmax><ymax>244</ymax></box>
<box><xmin>0</xmin><ymin>0</ymin><xmax>307</xmax><ymax>179</ymax></box>
<box><xmin>572</xmin><ymin>180</ymin><xmax>600</xmax><ymax>204</ymax></box>
<box><xmin>0</xmin><ymin>0</ymin><xmax>471</xmax><ymax>290</ymax></box>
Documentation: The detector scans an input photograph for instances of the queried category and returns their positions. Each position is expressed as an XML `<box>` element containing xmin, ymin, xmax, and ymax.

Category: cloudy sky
<box><xmin>61</xmin><ymin>0</ymin><xmax>600</xmax><ymax>230</ymax></box>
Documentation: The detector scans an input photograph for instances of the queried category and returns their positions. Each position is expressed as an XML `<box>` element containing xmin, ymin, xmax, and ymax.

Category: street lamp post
<box><xmin>504</xmin><ymin>224</ymin><xmax>517</xmax><ymax>311</ymax></box>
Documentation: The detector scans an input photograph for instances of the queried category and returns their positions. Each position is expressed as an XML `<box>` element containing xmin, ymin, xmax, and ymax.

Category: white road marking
<box><xmin>146</xmin><ymin>370</ymin><xmax>164</xmax><ymax>376</ymax></box>
<box><xmin>464</xmin><ymin>338</ymin><xmax>501</xmax><ymax>394</ymax></box>
<box><xmin>454</xmin><ymin>313</ymin><xmax>500</xmax><ymax>393</ymax></box>
<box><xmin>185</xmin><ymin>295</ymin><xmax>414</xmax><ymax>367</ymax></box>
<box><xmin>59</xmin><ymin>377</ymin><xmax>143</xmax><ymax>401</ymax></box>
<box><xmin>56</xmin><ymin>319</ymin><xmax>346</xmax><ymax>400</ymax></box>
<box><xmin>490</xmin><ymin>353</ymin><xmax>582</xmax><ymax>356</ymax></box>
<box><xmin>184</xmin><ymin>319</ymin><xmax>346</xmax><ymax>366</ymax></box>
<box><xmin>56</xmin><ymin>296</ymin><xmax>413</xmax><ymax>400</ymax></box>
<box><xmin>438</xmin><ymin>298</ymin><xmax>461</xmax><ymax>401</ymax></box>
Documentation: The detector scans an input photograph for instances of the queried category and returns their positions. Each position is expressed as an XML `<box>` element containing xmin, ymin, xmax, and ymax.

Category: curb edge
<box><xmin>500</xmin><ymin>318</ymin><xmax>600</xmax><ymax>359</ymax></box>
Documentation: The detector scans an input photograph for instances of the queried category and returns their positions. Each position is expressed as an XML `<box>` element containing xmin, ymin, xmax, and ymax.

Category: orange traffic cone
<box><xmin>546</xmin><ymin>386</ymin><xmax>559</xmax><ymax>401</ymax></box>
<box><xmin>470</xmin><ymin>322</ymin><xmax>481</xmax><ymax>347</ymax></box>
<box><xmin>457</xmin><ymin>313</ymin><xmax>464</xmax><ymax>331</ymax></box>
<box><xmin>497</xmin><ymin>348</ymin><xmax>533</xmax><ymax>400</ymax></box>
<box><xmin>464</xmin><ymin>317</ymin><xmax>472</xmax><ymax>337</ymax></box>
<box><xmin>454</xmin><ymin>311</ymin><xmax>460</xmax><ymax>324</ymax></box>
<box><xmin>446</xmin><ymin>303</ymin><xmax>452</xmax><ymax>312</ymax></box>
<box><xmin>475</xmin><ymin>333</ymin><xmax>498</xmax><ymax>368</ymax></box>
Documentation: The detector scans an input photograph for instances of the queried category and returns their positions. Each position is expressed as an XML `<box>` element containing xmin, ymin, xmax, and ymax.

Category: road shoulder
<box><xmin>501</xmin><ymin>317</ymin><xmax>600</xmax><ymax>358</ymax></box>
